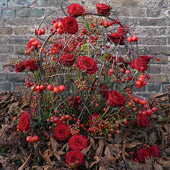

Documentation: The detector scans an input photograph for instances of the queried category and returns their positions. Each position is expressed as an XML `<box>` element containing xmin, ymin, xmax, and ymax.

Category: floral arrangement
<box><xmin>14</xmin><ymin>2</ymin><xmax>161</xmax><ymax>169</ymax></box>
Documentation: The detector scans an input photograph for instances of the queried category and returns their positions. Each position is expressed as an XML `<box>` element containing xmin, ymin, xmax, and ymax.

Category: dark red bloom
<box><xmin>67</xmin><ymin>3</ymin><xmax>85</xmax><ymax>17</ymax></box>
<box><xmin>136</xmin><ymin>148</ymin><xmax>150</xmax><ymax>162</ymax></box>
<box><xmin>65</xmin><ymin>150</ymin><xmax>84</xmax><ymax>167</ymax></box>
<box><xmin>60</xmin><ymin>54</ymin><xmax>75</xmax><ymax>66</ymax></box>
<box><xmin>77</xmin><ymin>56</ymin><xmax>98</xmax><ymax>74</ymax></box>
<box><xmin>106</xmin><ymin>91</ymin><xmax>126</xmax><ymax>107</ymax></box>
<box><xmin>107</xmin><ymin>33</ymin><xmax>125</xmax><ymax>45</ymax></box>
<box><xmin>15</xmin><ymin>63</ymin><xmax>25</xmax><ymax>72</ymax></box>
<box><xmin>15</xmin><ymin>59</ymin><xmax>39</xmax><ymax>72</ymax></box>
<box><xmin>130</xmin><ymin>55</ymin><xmax>151</xmax><ymax>72</ymax></box>
<box><xmin>18</xmin><ymin>111</ymin><xmax>30</xmax><ymax>132</ymax></box>
<box><xmin>54</xmin><ymin>124</ymin><xmax>70</xmax><ymax>141</ymax></box>
<box><xmin>21</xmin><ymin>59</ymin><xmax>39</xmax><ymax>72</ymax></box>
<box><xmin>136</xmin><ymin>113</ymin><xmax>149</xmax><ymax>128</ymax></box>
<box><xmin>96</xmin><ymin>4</ymin><xmax>112</xmax><ymax>15</ymax></box>
<box><xmin>147</xmin><ymin>145</ymin><xmax>160</xmax><ymax>158</ymax></box>
<box><xmin>69</xmin><ymin>134</ymin><xmax>88</xmax><ymax>151</ymax></box>
<box><xmin>62</xmin><ymin>16</ymin><xmax>78</xmax><ymax>34</ymax></box>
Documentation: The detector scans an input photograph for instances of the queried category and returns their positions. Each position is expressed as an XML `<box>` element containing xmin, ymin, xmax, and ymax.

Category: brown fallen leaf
<box><xmin>39</xmin><ymin>149</ymin><xmax>53</xmax><ymax>165</ymax></box>
<box><xmin>95</xmin><ymin>139</ymin><xmax>104</xmax><ymax>156</ymax></box>
<box><xmin>42</xmin><ymin>165</ymin><xmax>53</xmax><ymax>170</ymax></box>
<box><xmin>155</xmin><ymin>158</ymin><xmax>170</xmax><ymax>168</ymax></box>
<box><xmin>81</xmin><ymin>145</ymin><xmax>91</xmax><ymax>155</ymax></box>
<box><xmin>18</xmin><ymin>154</ymin><xmax>31</xmax><ymax>170</ymax></box>
<box><xmin>154</xmin><ymin>162</ymin><xmax>163</xmax><ymax>170</ymax></box>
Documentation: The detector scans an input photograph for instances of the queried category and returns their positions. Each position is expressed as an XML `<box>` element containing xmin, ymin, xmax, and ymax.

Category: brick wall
<box><xmin>0</xmin><ymin>0</ymin><xmax>170</xmax><ymax>97</ymax></box>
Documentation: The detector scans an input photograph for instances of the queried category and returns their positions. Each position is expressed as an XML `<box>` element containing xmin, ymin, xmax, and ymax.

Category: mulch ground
<box><xmin>0</xmin><ymin>91</ymin><xmax>170</xmax><ymax>170</ymax></box>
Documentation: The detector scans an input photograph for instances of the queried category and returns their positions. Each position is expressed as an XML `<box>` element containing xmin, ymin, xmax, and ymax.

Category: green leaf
<box><xmin>101</xmin><ymin>53</ymin><xmax>109</xmax><ymax>60</ymax></box>
<box><xmin>84</xmin><ymin>22</ymin><xmax>90</xmax><ymax>31</ymax></box>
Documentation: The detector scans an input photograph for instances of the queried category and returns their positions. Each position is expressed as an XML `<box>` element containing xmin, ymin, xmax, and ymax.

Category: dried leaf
<box><xmin>126</xmin><ymin>142</ymin><xmax>142</xmax><ymax>148</ymax></box>
<box><xmin>42</xmin><ymin>165</ymin><xmax>53</xmax><ymax>170</ymax></box>
<box><xmin>81</xmin><ymin>145</ymin><xmax>91</xmax><ymax>155</ymax></box>
<box><xmin>154</xmin><ymin>162</ymin><xmax>163</xmax><ymax>170</ymax></box>
<box><xmin>18</xmin><ymin>154</ymin><xmax>31</xmax><ymax>170</ymax></box>
<box><xmin>155</xmin><ymin>158</ymin><xmax>170</xmax><ymax>168</ymax></box>
<box><xmin>95</xmin><ymin>139</ymin><xmax>104</xmax><ymax>156</ymax></box>
<box><xmin>39</xmin><ymin>149</ymin><xmax>53</xmax><ymax>165</ymax></box>
<box><xmin>50</xmin><ymin>137</ymin><xmax>58</xmax><ymax>152</ymax></box>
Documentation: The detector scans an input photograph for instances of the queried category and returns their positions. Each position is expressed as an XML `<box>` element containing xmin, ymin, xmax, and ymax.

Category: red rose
<box><xmin>136</xmin><ymin>113</ymin><xmax>149</xmax><ymax>128</ymax></box>
<box><xmin>18</xmin><ymin>111</ymin><xmax>30</xmax><ymax>132</ymax></box>
<box><xmin>65</xmin><ymin>150</ymin><xmax>84</xmax><ymax>167</ymax></box>
<box><xmin>107</xmin><ymin>33</ymin><xmax>125</xmax><ymax>45</ymax></box>
<box><xmin>15</xmin><ymin>63</ymin><xmax>25</xmax><ymax>72</ymax></box>
<box><xmin>96</xmin><ymin>4</ymin><xmax>112</xmax><ymax>15</ymax></box>
<box><xmin>77</xmin><ymin>56</ymin><xmax>98</xmax><ymax>74</ymax></box>
<box><xmin>60</xmin><ymin>54</ymin><xmax>75</xmax><ymax>66</ymax></box>
<box><xmin>22</xmin><ymin>59</ymin><xmax>39</xmax><ymax>72</ymax></box>
<box><xmin>54</xmin><ymin>124</ymin><xmax>70</xmax><ymax>141</ymax></box>
<box><xmin>69</xmin><ymin>134</ymin><xmax>88</xmax><ymax>151</ymax></box>
<box><xmin>62</xmin><ymin>16</ymin><xmax>78</xmax><ymax>34</ymax></box>
<box><xmin>130</xmin><ymin>55</ymin><xmax>151</xmax><ymax>72</ymax></box>
<box><xmin>147</xmin><ymin>145</ymin><xmax>160</xmax><ymax>158</ymax></box>
<box><xmin>136</xmin><ymin>148</ymin><xmax>150</xmax><ymax>162</ymax></box>
<box><xmin>67</xmin><ymin>3</ymin><xmax>85</xmax><ymax>17</ymax></box>
<box><xmin>106</xmin><ymin>91</ymin><xmax>126</xmax><ymax>107</ymax></box>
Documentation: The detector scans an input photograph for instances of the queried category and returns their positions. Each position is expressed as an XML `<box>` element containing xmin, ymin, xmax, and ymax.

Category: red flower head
<box><xmin>60</xmin><ymin>54</ymin><xmax>75</xmax><ymax>66</ymax></box>
<box><xmin>67</xmin><ymin>3</ymin><xmax>85</xmax><ymax>17</ymax></box>
<box><xmin>61</xmin><ymin>16</ymin><xmax>78</xmax><ymax>34</ymax></box>
<box><xmin>69</xmin><ymin>134</ymin><xmax>88</xmax><ymax>151</ymax></box>
<box><xmin>106</xmin><ymin>91</ymin><xmax>126</xmax><ymax>107</ymax></box>
<box><xmin>136</xmin><ymin>113</ymin><xmax>149</xmax><ymax>128</ymax></box>
<box><xmin>54</xmin><ymin>123</ymin><xmax>70</xmax><ymax>141</ymax></box>
<box><xmin>65</xmin><ymin>150</ymin><xmax>84</xmax><ymax>167</ymax></box>
<box><xmin>130</xmin><ymin>55</ymin><xmax>151</xmax><ymax>72</ymax></box>
<box><xmin>147</xmin><ymin>145</ymin><xmax>160</xmax><ymax>158</ymax></box>
<box><xmin>15</xmin><ymin>62</ymin><xmax>25</xmax><ymax>72</ymax></box>
<box><xmin>22</xmin><ymin>59</ymin><xmax>39</xmax><ymax>72</ymax></box>
<box><xmin>18</xmin><ymin>111</ymin><xmax>30</xmax><ymax>132</ymax></box>
<box><xmin>96</xmin><ymin>4</ymin><xmax>112</xmax><ymax>15</ymax></box>
<box><xmin>107</xmin><ymin>33</ymin><xmax>125</xmax><ymax>45</ymax></box>
<box><xmin>136</xmin><ymin>148</ymin><xmax>150</xmax><ymax>163</ymax></box>
<box><xmin>77</xmin><ymin>56</ymin><xmax>98</xmax><ymax>74</ymax></box>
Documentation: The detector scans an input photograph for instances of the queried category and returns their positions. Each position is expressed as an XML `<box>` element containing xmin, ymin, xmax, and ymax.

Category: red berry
<box><xmin>146</xmin><ymin>109</ymin><xmax>153</xmax><ymax>116</ymax></box>
<box><xmin>26</xmin><ymin>136</ymin><xmax>34</xmax><ymax>143</ymax></box>
<box><xmin>59</xmin><ymin>85</ymin><xmax>66</xmax><ymax>92</ymax></box>
<box><xmin>132</xmin><ymin>35</ymin><xmax>138</xmax><ymax>41</ymax></box>
<box><xmin>109</xmin><ymin>69</ymin><xmax>114</xmax><ymax>74</ymax></box>
<box><xmin>40</xmin><ymin>84</ymin><xmax>46</xmax><ymax>90</ymax></box>
<box><xmin>53</xmin><ymin>86</ymin><xmax>60</xmax><ymax>93</ymax></box>
<box><xmin>152</xmin><ymin>107</ymin><xmax>157</xmax><ymax>112</ymax></box>
<box><xmin>47</xmin><ymin>84</ymin><xmax>54</xmax><ymax>91</ymax></box>
<box><xmin>127</xmin><ymin>37</ymin><xmax>133</xmax><ymax>42</ymax></box>
<box><xmin>33</xmin><ymin>135</ymin><xmax>39</xmax><ymax>142</ymax></box>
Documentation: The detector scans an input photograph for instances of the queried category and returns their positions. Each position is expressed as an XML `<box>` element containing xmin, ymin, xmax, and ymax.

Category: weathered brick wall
<box><xmin>0</xmin><ymin>0</ymin><xmax>170</xmax><ymax>97</ymax></box>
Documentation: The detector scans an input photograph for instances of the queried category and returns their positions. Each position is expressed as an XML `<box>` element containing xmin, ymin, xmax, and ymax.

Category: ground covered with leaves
<box><xmin>0</xmin><ymin>91</ymin><xmax>170</xmax><ymax>170</ymax></box>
